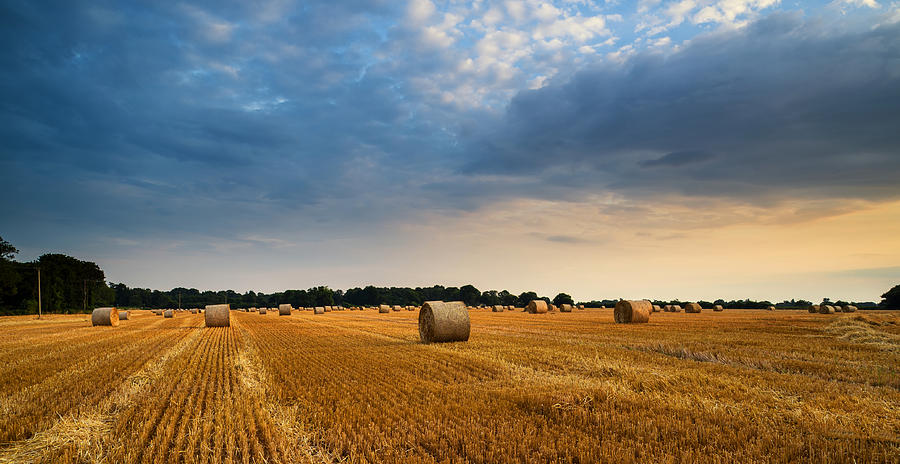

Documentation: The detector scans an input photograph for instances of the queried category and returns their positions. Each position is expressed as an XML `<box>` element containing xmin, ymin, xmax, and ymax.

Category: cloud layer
<box><xmin>1</xmin><ymin>1</ymin><xmax>898</xmax><ymax>300</ymax></box>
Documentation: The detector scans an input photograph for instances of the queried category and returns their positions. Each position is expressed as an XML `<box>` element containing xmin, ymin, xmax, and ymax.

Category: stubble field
<box><xmin>0</xmin><ymin>308</ymin><xmax>897</xmax><ymax>463</ymax></box>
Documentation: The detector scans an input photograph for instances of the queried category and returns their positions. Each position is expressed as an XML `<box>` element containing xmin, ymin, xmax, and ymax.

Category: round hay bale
<box><xmin>119</xmin><ymin>310</ymin><xmax>129</xmax><ymax>321</ymax></box>
<box><xmin>379</xmin><ymin>305</ymin><xmax>390</xmax><ymax>313</ymax></box>
<box><xmin>258</xmin><ymin>307</ymin><xmax>267</xmax><ymax>315</ymax></box>
<box><xmin>190</xmin><ymin>308</ymin><xmax>198</xmax><ymax>314</ymax></box>
<box><xmin>819</xmin><ymin>305</ymin><xmax>835</xmax><ymax>314</ymax></box>
<box><xmin>713</xmin><ymin>305</ymin><xmax>724</xmax><ymax>311</ymax></box>
<box><xmin>549</xmin><ymin>304</ymin><xmax>558</xmax><ymax>312</ymax></box>
<box><xmin>577</xmin><ymin>304</ymin><xmax>585</xmax><ymax>310</ymax></box>
<box><xmin>392</xmin><ymin>305</ymin><xmax>401</xmax><ymax>311</ymax></box>
<box><xmin>492</xmin><ymin>305</ymin><xmax>504</xmax><ymax>312</ymax></box>
<box><xmin>766</xmin><ymin>306</ymin><xmax>775</xmax><ymax>311</ymax></box>
<box><xmin>526</xmin><ymin>300</ymin><xmax>548</xmax><ymax>314</ymax></box>
<box><xmin>614</xmin><ymin>300</ymin><xmax>651</xmax><ymax>324</ymax></box>
<box><xmin>671</xmin><ymin>305</ymin><xmax>683</xmax><ymax>312</ymax></box>
<box><xmin>808</xmin><ymin>305</ymin><xmax>819</xmax><ymax>313</ymax></box>
<box><xmin>843</xmin><ymin>305</ymin><xmax>857</xmax><ymax>313</ymax></box>
<box><xmin>560</xmin><ymin>304</ymin><xmax>573</xmax><ymax>312</ymax></box>
<box><xmin>91</xmin><ymin>307</ymin><xmax>119</xmax><ymax>326</ymax></box>
<box><xmin>684</xmin><ymin>303</ymin><xmax>702</xmax><ymax>313</ymax></box>
<box><xmin>651</xmin><ymin>305</ymin><xmax>661</xmax><ymax>312</ymax></box>
<box><xmin>164</xmin><ymin>309</ymin><xmax>174</xmax><ymax>318</ymax></box>
<box><xmin>278</xmin><ymin>304</ymin><xmax>293</xmax><ymax>315</ymax></box>
<box><xmin>313</xmin><ymin>306</ymin><xmax>325</xmax><ymax>314</ymax></box>
<box><xmin>663</xmin><ymin>305</ymin><xmax>672</xmax><ymax>312</ymax></box>
<box><xmin>406</xmin><ymin>306</ymin><xmax>415</xmax><ymax>311</ymax></box>
<box><xmin>205</xmin><ymin>304</ymin><xmax>230</xmax><ymax>327</ymax></box>
<box><xmin>419</xmin><ymin>301</ymin><xmax>470</xmax><ymax>343</ymax></box>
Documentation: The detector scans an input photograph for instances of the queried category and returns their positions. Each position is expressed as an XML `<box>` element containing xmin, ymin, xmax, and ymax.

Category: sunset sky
<box><xmin>1</xmin><ymin>0</ymin><xmax>898</xmax><ymax>302</ymax></box>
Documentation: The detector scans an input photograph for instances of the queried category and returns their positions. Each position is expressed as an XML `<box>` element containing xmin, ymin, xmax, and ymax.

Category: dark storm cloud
<box><xmin>639</xmin><ymin>151</ymin><xmax>715</xmax><ymax>168</ymax></box>
<box><xmin>1</xmin><ymin>2</ymin><xmax>898</xmax><ymax>256</ymax></box>
<box><xmin>463</xmin><ymin>12</ymin><xmax>900</xmax><ymax>203</ymax></box>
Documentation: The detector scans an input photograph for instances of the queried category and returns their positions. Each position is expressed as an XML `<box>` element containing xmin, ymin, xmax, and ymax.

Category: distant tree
<box><xmin>498</xmin><ymin>290</ymin><xmax>517</xmax><ymax>306</ymax></box>
<box><xmin>0</xmin><ymin>236</ymin><xmax>18</xmax><ymax>260</ymax></box>
<box><xmin>516</xmin><ymin>291</ymin><xmax>538</xmax><ymax>307</ymax></box>
<box><xmin>552</xmin><ymin>293</ymin><xmax>574</xmax><ymax>306</ymax></box>
<box><xmin>459</xmin><ymin>285</ymin><xmax>481</xmax><ymax>306</ymax></box>
<box><xmin>480</xmin><ymin>290</ymin><xmax>500</xmax><ymax>306</ymax></box>
<box><xmin>881</xmin><ymin>284</ymin><xmax>900</xmax><ymax>309</ymax></box>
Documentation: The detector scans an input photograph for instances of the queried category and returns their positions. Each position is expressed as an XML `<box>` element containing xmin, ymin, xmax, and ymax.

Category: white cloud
<box><xmin>407</xmin><ymin>0</ymin><xmax>436</xmax><ymax>25</ymax></box>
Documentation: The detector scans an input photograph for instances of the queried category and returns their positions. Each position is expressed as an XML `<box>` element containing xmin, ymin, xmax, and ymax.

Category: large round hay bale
<box><xmin>713</xmin><ymin>305</ymin><xmax>724</xmax><ymax>311</ymax></box>
<box><xmin>819</xmin><ymin>305</ymin><xmax>835</xmax><ymax>314</ymax></box>
<box><xmin>164</xmin><ymin>309</ymin><xmax>174</xmax><ymax>318</ymax></box>
<box><xmin>614</xmin><ymin>300</ymin><xmax>651</xmax><ymax>324</ymax></box>
<box><xmin>419</xmin><ymin>301</ymin><xmax>470</xmax><ymax>343</ymax></box>
<box><xmin>671</xmin><ymin>305</ymin><xmax>683</xmax><ymax>312</ymax></box>
<box><xmin>91</xmin><ymin>307</ymin><xmax>119</xmax><ymax>326</ymax></box>
<box><xmin>258</xmin><ymin>307</ymin><xmax>267</xmax><ymax>315</ymax></box>
<box><xmin>843</xmin><ymin>305</ymin><xmax>857</xmax><ymax>313</ymax></box>
<box><xmin>119</xmin><ymin>310</ymin><xmax>129</xmax><ymax>320</ymax></box>
<box><xmin>560</xmin><ymin>304</ymin><xmax>573</xmax><ymax>312</ymax></box>
<box><xmin>492</xmin><ymin>305</ymin><xmax>504</xmax><ymax>312</ymax></box>
<box><xmin>278</xmin><ymin>304</ymin><xmax>293</xmax><ymax>315</ymax></box>
<box><xmin>379</xmin><ymin>305</ymin><xmax>390</xmax><ymax>313</ymax></box>
<box><xmin>205</xmin><ymin>304</ymin><xmax>230</xmax><ymax>327</ymax></box>
<box><xmin>313</xmin><ymin>306</ymin><xmax>325</xmax><ymax>314</ymax></box>
<box><xmin>684</xmin><ymin>303</ymin><xmax>702</xmax><ymax>313</ymax></box>
<box><xmin>526</xmin><ymin>300</ymin><xmax>549</xmax><ymax>314</ymax></box>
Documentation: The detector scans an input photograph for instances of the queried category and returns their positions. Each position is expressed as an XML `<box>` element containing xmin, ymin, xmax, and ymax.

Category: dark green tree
<box><xmin>552</xmin><ymin>293</ymin><xmax>574</xmax><ymax>306</ymax></box>
<box><xmin>459</xmin><ymin>285</ymin><xmax>481</xmax><ymax>306</ymax></box>
<box><xmin>516</xmin><ymin>291</ymin><xmax>538</xmax><ymax>307</ymax></box>
<box><xmin>881</xmin><ymin>284</ymin><xmax>900</xmax><ymax>309</ymax></box>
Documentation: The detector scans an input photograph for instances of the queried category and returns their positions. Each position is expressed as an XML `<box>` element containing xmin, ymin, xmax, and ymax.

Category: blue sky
<box><xmin>1</xmin><ymin>0</ymin><xmax>898</xmax><ymax>302</ymax></box>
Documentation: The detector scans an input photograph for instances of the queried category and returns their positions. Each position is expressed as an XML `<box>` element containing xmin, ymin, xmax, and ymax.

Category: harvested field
<box><xmin>0</xmin><ymin>309</ymin><xmax>897</xmax><ymax>463</ymax></box>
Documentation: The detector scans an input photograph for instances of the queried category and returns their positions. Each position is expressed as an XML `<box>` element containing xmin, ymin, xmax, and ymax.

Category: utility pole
<box><xmin>178</xmin><ymin>292</ymin><xmax>181</xmax><ymax>310</ymax></box>
<box><xmin>83</xmin><ymin>280</ymin><xmax>87</xmax><ymax>313</ymax></box>
<box><xmin>36</xmin><ymin>267</ymin><xmax>41</xmax><ymax>319</ymax></box>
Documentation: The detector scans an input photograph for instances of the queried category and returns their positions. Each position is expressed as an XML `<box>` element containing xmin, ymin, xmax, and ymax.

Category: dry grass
<box><xmin>0</xmin><ymin>309</ymin><xmax>897</xmax><ymax>463</ymax></box>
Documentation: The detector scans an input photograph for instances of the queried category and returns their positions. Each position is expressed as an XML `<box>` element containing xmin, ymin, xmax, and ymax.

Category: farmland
<box><xmin>0</xmin><ymin>308</ymin><xmax>897</xmax><ymax>463</ymax></box>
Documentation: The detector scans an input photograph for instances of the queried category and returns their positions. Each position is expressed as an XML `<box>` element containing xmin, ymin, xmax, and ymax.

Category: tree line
<box><xmin>0</xmin><ymin>235</ymin><xmax>896</xmax><ymax>315</ymax></box>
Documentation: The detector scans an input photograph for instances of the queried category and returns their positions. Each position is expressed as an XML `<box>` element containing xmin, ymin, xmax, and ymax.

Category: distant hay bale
<box><xmin>314</xmin><ymin>306</ymin><xmax>325</xmax><ymax>314</ymax></box>
<box><xmin>577</xmin><ymin>304</ymin><xmax>585</xmax><ymax>310</ymax></box>
<box><xmin>91</xmin><ymin>307</ymin><xmax>119</xmax><ymax>327</ymax></box>
<box><xmin>560</xmin><ymin>304</ymin><xmax>573</xmax><ymax>312</ymax></box>
<box><xmin>205</xmin><ymin>304</ymin><xmax>230</xmax><ymax>327</ymax></box>
<box><xmin>259</xmin><ymin>307</ymin><xmax>267</xmax><ymax>315</ymax></box>
<box><xmin>843</xmin><ymin>305</ymin><xmax>858</xmax><ymax>313</ymax></box>
<box><xmin>819</xmin><ymin>305</ymin><xmax>836</xmax><ymax>314</ymax></box>
<box><xmin>190</xmin><ymin>308</ymin><xmax>198</xmax><ymax>314</ymax></box>
<box><xmin>407</xmin><ymin>306</ymin><xmax>415</xmax><ymax>311</ymax></box>
<box><xmin>279</xmin><ymin>304</ymin><xmax>292</xmax><ymax>316</ymax></box>
<box><xmin>809</xmin><ymin>305</ymin><xmax>819</xmax><ymax>313</ymax></box>
<box><xmin>324</xmin><ymin>306</ymin><xmax>332</xmax><ymax>312</ymax></box>
<box><xmin>549</xmin><ymin>304</ymin><xmax>558</xmax><ymax>312</ymax></box>
<box><xmin>651</xmin><ymin>305</ymin><xmax>661</xmax><ymax>312</ymax></box>
<box><xmin>164</xmin><ymin>309</ymin><xmax>174</xmax><ymax>318</ymax></box>
<box><xmin>419</xmin><ymin>301</ymin><xmax>470</xmax><ymax>343</ymax></box>
<box><xmin>492</xmin><ymin>305</ymin><xmax>504</xmax><ymax>312</ymax></box>
<box><xmin>713</xmin><ymin>305</ymin><xmax>724</xmax><ymax>311</ymax></box>
<box><xmin>119</xmin><ymin>310</ymin><xmax>129</xmax><ymax>321</ymax></box>
<box><xmin>767</xmin><ymin>306</ymin><xmax>775</xmax><ymax>311</ymax></box>
<box><xmin>671</xmin><ymin>305</ymin><xmax>683</xmax><ymax>312</ymax></box>
<box><xmin>379</xmin><ymin>305</ymin><xmax>390</xmax><ymax>313</ymax></box>
<box><xmin>684</xmin><ymin>303</ymin><xmax>702</xmax><ymax>313</ymax></box>
<box><xmin>392</xmin><ymin>305</ymin><xmax>401</xmax><ymax>311</ymax></box>
<box><xmin>526</xmin><ymin>300</ymin><xmax>549</xmax><ymax>314</ymax></box>
<box><xmin>613</xmin><ymin>300</ymin><xmax>651</xmax><ymax>324</ymax></box>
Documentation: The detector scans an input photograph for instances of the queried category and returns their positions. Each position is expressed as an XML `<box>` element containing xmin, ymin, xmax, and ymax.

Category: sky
<box><xmin>1</xmin><ymin>0</ymin><xmax>899</xmax><ymax>303</ymax></box>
